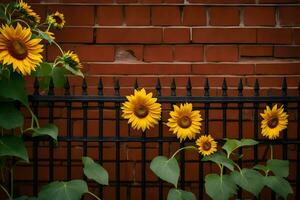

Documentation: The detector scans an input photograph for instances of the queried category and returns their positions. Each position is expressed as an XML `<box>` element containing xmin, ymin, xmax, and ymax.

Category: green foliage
<box><xmin>222</xmin><ymin>139</ymin><xmax>258</xmax><ymax>157</ymax></box>
<box><xmin>52</xmin><ymin>67</ymin><xmax>68</xmax><ymax>88</ymax></box>
<box><xmin>37</xmin><ymin>30</ymin><xmax>54</xmax><ymax>44</ymax></box>
<box><xmin>167</xmin><ymin>188</ymin><xmax>196</xmax><ymax>200</ymax></box>
<box><xmin>205</xmin><ymin>173</ymin><xmax>237</xmax><ymax>200</ymax></box>
<box><xmin>0</xmin><ymin>103</ymin><xmax>24</xmax><ymax>129</ymax></box>
<box><xmin>0</xmin><ymin>136</ymin><xmax>28</xmax><ymax>162</ymax></box>
<box><xmin>231</xmin><ymin>168</ymin><xmax>264</xmax><ymax>197</ymax></box>
<box><xmin>64</xmin><ymin>64</ymin><xmax>84</xmax><ymax>78</ymax></box>
<box><xmin>150</xmin><ymin>156</ymin><xmax>180</xmax><ymax>188</ymax></box>
<box><xmin>82</xmin><ymin>156</ymin><xmax>109</xmax><ymax>185</ymax></box>
<box><xmin>267</xmin><ymin>159</ymin><xmax>289</xmax><ymax>178</ymax></box>
<box><xmin>264</xmin><ymin>176</ymin><xmax>293</xmax><ymax>199</ymax></box>
<box><xmin>32</xmin><ymin>124</ymin><xmax>58</xmax><ymax>141</ymax></box>
<box><xmin>202</xmin><ymin>151</ymin><xmax>234</xmax><ymax>171</ymax></box>
<box><xmin>0</xmin><ymin>72</ymin><xmax>28</xmax><ymax>106</ymax></box>
<box><xmin>38</xmin><ymin>180</ymin><xmax>88</xmax><ymax>200</ymax></box>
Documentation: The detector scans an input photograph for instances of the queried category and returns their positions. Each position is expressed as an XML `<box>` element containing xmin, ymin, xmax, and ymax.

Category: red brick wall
<box><xmin>8</xmin><ymin>0</ymin><xmax>300</xmax><ymax>199</ymax></box>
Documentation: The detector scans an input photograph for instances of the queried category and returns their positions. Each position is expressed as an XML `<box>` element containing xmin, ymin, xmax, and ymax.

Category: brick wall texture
<box><xmin>8</xmin><ymin>0</ymin><xmax>300</xmax><ymax>199</ymax></box>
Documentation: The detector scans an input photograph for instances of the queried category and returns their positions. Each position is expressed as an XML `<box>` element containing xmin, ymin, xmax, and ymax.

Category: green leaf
<box><xmin>264</xmin><ymin>176</ymin><xmax>293</xmax><ymax>200</ymax></box>
<box><xmin>0</xmin><ymin>67</ymin><xmax>10</xmax><ymax>79</ymax></box>
<box><xmin>202</xmin><ymin>151</ymin><xmax>234</xmax><ymax>171</ymax></box>
<box><xmin>0</xmin><ymin>136</ymin><xmax>28</xmax><ymax>162</ymax></box>
<box><xmin>52</xmin><ymin>67</ymin><xmax>67</xmax><ymax>88</ymax></box>
<box><xmin>0</xmin><ymin>103</ymin><xmax>24</xmax><ymax>129</ymax></box>
<box><xmin>167</xmin><ymin>188</ymin><xmax>196</xmax><ymax>200</ymax></box>
<box><xmin>82</xmin><ymin>156</ymin><xmax>109</xmax><ymax>185</ymax></box>
<box><xmin>33</xmin><ymin>62</ymin><xmax>53</xmax><ymax>77</ymax></box>
<box><xmin>14</xmin><ymin>196</ymin><xmax>37</xmax><ymax>200</ymax></box>
<box><xmin>267</xmin><ymin>159</ymin><xmax>289</xmax><ymax>178</ymax></box>
<box><xmin>32</xmin><ymin>124</ymin><xmax>58</xmax><ymax>141</ymax></box>
<box><xmin>0</xmin><ymin>73</ymin><xmax>28</xmax><ymax>106</ymax></box>
<box><xmin>231</xmin><ymin>169</ymin><xmax>264</xmax><ymax>197</ymax></box>
<box><xmin>253</xmin><ymin>164</ymin><xmax>269</xmax><ymax>174</ymax></box>
<box><xmin>205</xmin><ymin>173</ymin><xmax>237</xmax><ymax>200</ymax></box>
<box><xmin>38</xmin><ymin>180</ymin><xmax>88</xmax><ymax>200</ymax></box>
<box><xmin>222</xmin><ymin>139</ymin><xmax>258</xmax><ymax>156</ymax></box>
<box><xmin>150</xmin><ymin>156</ymin><xmax>180</xmax><ymax>187</ymax></box>
<box><xmin>64</xmin><ymin>64</ymin><xmax>84</xmax><ymax>78</ymax></box>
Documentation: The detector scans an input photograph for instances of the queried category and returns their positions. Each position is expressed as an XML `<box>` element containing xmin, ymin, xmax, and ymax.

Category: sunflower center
<box><xmin>8</xmin><ymin>40</ymin><xmax>28</xmax><ymax>60</ymax></box>
<box><xmin>268</xmin><ymin>117</ymin><xmax>279</xmax><ymax>128</ymax></box>
<box><xmin>134</xmin><ymin>105</ymin><xmax>149</xmax><ymax>118</ymax></box>
<box><xmin>178</xmin><ymin>116</ymin><xmax>192</xmax><ymax>128</ymax></box>
<box><xmin>53</xmin><ymin>15</ymin><xmax>63</xmax><ymax>24</ymax></box>
<box><xmin>202</xmin><ymin>141</ymin><xmax>211</xmax><ymax>151</ymax></box>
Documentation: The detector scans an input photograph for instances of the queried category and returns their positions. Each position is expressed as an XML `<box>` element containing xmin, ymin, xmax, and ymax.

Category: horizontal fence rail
<box><xmin>14</xmin><ymin>77</ymin><xmax>300</xmax><ymax>200</ymax></box>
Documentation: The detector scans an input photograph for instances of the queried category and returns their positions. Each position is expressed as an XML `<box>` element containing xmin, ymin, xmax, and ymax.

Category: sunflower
<box><xmin>260</xmin><ymin>104</ymin><xmax>288</xmax><ymax>140</ymax></box>
<box><xmin>0</xmin><ymin>23</ymin><xmax>43</xmax><ymax>76</ymax></box>
<box><xmin>47</xmin><ymin>11</ymin><xmax>65</xmax><ymax>29</ymax></box>
<box><xmin>121</xmin><ymin>88</ymin><xmax>161</xmax><ymax>132</ymax></box>
<box><xmin>166</xmin><ymin>103</ymin><xmax>202</xmax><ymax>142</ymax></box>
<box><xmin>196</xmin><ymin>135</ymin><xmax>217</xmax><ymax>156</ymax></box>
<box><xmin>17</xmin><ymin>0</ymin><xmax>41</xmax><ymax>24</ymax></box>
<box><xmin>61</xmin><ymin>51</ymin><xmax>82</xmax><ymax>70</ymax></box>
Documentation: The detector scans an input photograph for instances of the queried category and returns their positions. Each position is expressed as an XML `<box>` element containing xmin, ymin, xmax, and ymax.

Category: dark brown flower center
<box><xmin>53</xmin><ymin>15</ymin><xmax>63</xmax><ymax>24</ymax></box>
<box><xmin>8</xmin><ymin>40</ymin><xmax>28</xmax><ymax>60</ymax></box>
<box><xmin>177</xmin><ymin>116</ymin><xmax>192</xmax><ymax>128</ymax></box>
<box><xmin>268</xmin><ymin>117</ymin><xmax>279</xmax><ymax>129</ymax></box>
<box><xmin>202</xmin><ymin>141</ymin><xmax>211</xmax><ymax>151</ymax></box>
<box><xmin>134</xmin><ymin>105</ymin><xmax>149</xmax><ymax>118</ymax></box>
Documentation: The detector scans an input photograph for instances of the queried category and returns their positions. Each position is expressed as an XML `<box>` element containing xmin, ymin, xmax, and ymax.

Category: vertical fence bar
<box><xmin>253</xmin><ymin>79</ymin><xmax>260</xmax><ymax>200</ymax></box>
<box><xmin>82</xmin><ymin>78</ymin><xmax>88</xmax><ymax>159</ymax></box>
<box><xmin>297</xmin><ymin>82</ymin><xmax>300</xmax><ymax>199</ymax></box>
<box><xmin>222</xmin><ymin>78</ymin><xmax>228</xmax><ymax>139</ymax></box>
<box><xmin>114</xmin><ymin>79</ymin><xmax>121</xmax><ymax>200</ymax></box>
<box><xmin>48</xmin><ymin>78</ymin><xmax>54</xmax><ymax>182</ymax></box>
<box><xmin>98</xmin><ymin>78</ymin><xmax>104</xmax><ymax>198</ymax></box>
<box><xmin>282</xmin><ymin>78</ymin><xmax>288</xmax><ymax>160</ymax></box>
<box><xmin>32</xmin><ymin>78</ymin><xmax>39</xmax><ymax>195</ymax></box>
<box><xmin>237</xmin><ymin>79</ymin><xmax>243</xmax><ymax>199</ymax></box>
<box><xmin>64</xmin><ymin>78</ymin><xmax>72</xmax><ymax>180</ymax></box>
<box><xmin>156</xmin><ymin>78</ymin><xmax>164</xmax><ymax>200</ymax></box>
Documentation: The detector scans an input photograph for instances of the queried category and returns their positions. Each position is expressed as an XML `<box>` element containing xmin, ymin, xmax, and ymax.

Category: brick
<box><xmin>53</xmin><ymin>27</ymin><xmax>93</xmax><ymax>43</ymax></box>
<box><xmin>279</xmin><ymin>7</ymin><xmax>300</xmax><ymax>26</ymax></box>
<box><xmin>144</xmin><ymin>46</ymin><xmax>173</xmax><ymax>62</ymax></box>
<box><xmin>257</xmin><ymin>28</ymin><xmax>292</xmax><ymax>44</ymax></box>
<box><xmin>239</xmin><ymin>45</ymin><xmax>273</xmax><ymax>57</ymax></box>
<box><xmin>116</xmin><ymin>0</ymin><xmax>138</xmax><ymax>3</ymax></box>
<box><xmin>164</xmin><ymin>0</ymin><xmax>184</xmax><ymax>3</ymax></box>
<box><xmin>192</xmin><ymin>28</ymin><xmax>256</xmax><ymax>43</ymax></box>
<box><xmin>255</xmin><ymin>63</ymin><xmax>300</xmax><ymax>75</ymax></box>
<box><xmin>259</xmin><ymin>0</ymin><xmax>298</xmax><ymax>3</ymax></box>
<box><xmin>47</xmin><ymin>5</ymin><xmax>94</xmax><ymax>26</ymax></box>
<box><xmin>209</xmin><ymin>7</ymin><xmax>240</xmax><ymax>26</ymax></box>
<box><xmin>96</xmin><ymin>28</ymin><xmax>162</xmax><ymax>43</ymax></box>
<box><xmin>183</xmin><ymin>6</ymin><xmax>206</xmax><ymax>26</ymax></box>
<box><xmin>97</xmin><ymin>6</ymin><xmax>123</xmax><ymax>26</ymax></box>
<box><xmin>206</xmin><ymin>45</ymin><xmax>238</xmax><ymax>62</ymax></box>
<box><xmin>174</xmin><ymin>45</ymin><xmax>204</xmax><ymax>62</ymax></box>
<box><xmin>164</xmin><ymin>28</ymin><xmax>190</xmax><ymax>43</ymax></box>
<box><xmin>48</xmin><ymin>45</ymin><xmax>115</xmax><ymax>62</ymax></box>
<box><xmin>295</xmin><ymin>29</ymin><xmax>300</xmax><ymax>45</ymax></box>
<box><xmin>244</xmin><ymin>7</ymin><xmax>276</xmax><ymax>26</ymax></box>
<box><xmin>141</xmin><ymin>0</ymin><xmax>162</xmax><ymax>2</ymax></box>
<box><xmin>86</xmin><ymin>64</ymin><xmax>191</xmax><ymax>75</ymax></box>
<box><xmin>125</xmin><ymin>6</ymin><xmax>150</xmax><ymax>26</ymax></box>
<box><xmin>274</xmin><ymin>46</ymin><xmax>300</xmax><ymax>58</ymax></box>
<box><xmin>152</xmin><ymin>6</ymin><xmax>181</xmax><ymax>25</ymax></box>
<box><xmin>192</xmin><ymin>64</ymin><xmax>254</xmax><ymax>75</ymax></box>
<box><xmin>115</xmin><ymin>45</ymin><xmax>144</xmax><ymax>61</ymax></box>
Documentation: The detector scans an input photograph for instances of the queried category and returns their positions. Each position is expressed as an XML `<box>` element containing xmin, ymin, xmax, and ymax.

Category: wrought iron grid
<box><xmin>16</xmin><ymin>77</ymin><xmax>300</xmax><ymax>200</ymax></box>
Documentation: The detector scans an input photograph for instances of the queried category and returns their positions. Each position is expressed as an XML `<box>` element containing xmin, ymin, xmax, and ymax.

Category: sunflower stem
<box><xmin>87</xmin><ymin>191</ymin><xmax>101</xmax><ymax>200</ymax></box>
<box><xmin>170</xmin><ymin>146</ymin><xmax>198</xmax><ymax>159</ymax></box>
<box><xmin>0</xmin><ymin>184</ymin><xmax>12</xmax><ymax>200</ymax></box>
<box><xmin>233</xmin><ymin>162</ymin><xmax>242</xmax><ymax>173</ymax></box>
<box><xmin>52</xmin><ymin>40</ymin><xmax>64</xmax><ymax>55</ymax></box>
<box><xmin>270</xmin><ymin>145</ymin><xmax>273</xmax><ymax>160</ymax></box>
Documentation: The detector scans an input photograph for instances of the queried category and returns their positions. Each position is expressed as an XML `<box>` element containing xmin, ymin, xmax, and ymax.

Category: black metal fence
<box><xmin>16</xmin><ymin>77</ymin><xmax>300</xmax><ymax>200</ymax></box>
